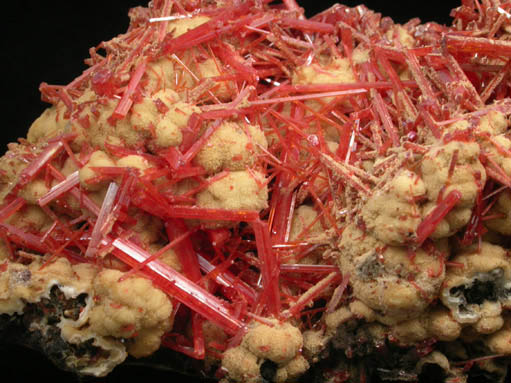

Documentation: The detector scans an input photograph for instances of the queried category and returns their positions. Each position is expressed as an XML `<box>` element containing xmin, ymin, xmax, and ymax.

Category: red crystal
<box><xmin>112</xmin><ymin>237</ymin><xmax>244</xmax><ymax>335</ymax></box>
<box><xmin>251</xmin><ymin>220</ymin><xmax>281</xmax><ymax>316</ymax></box>
<box><xmin>415</xmin><ymin>190</ymin><xmax>462</xmax><ymax>246</ymax></box>
<box><xmin>84</xmin><ymin>182</ymin><xmax>119</xmax><ymax>259</ymax></box>
<box><xmin>283</xmin><ymin>272</ymin><xmax>342</xmax><ymax>319</ymax></box>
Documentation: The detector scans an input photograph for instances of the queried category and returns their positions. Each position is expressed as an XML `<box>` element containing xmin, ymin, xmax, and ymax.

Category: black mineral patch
<box><xmin>417</xmin><ymin>363</ymin><xmax>446</xmax><ymax>383</ymax></box>
<box><xmin>450</xmin><ymin>279</ymin><xmax>498</xmax><ymax>305</ymax></box>
<box><xmin>467</xmin><ymin>365</ymin><xmax>504</xmax><ymax>383</ymax></box>
<box><xmin>260</xmin><ymin>359</ymin><xmax>278</xmax><ymax>382</ymax></box>
<box><xmin>0</xmin><ymin>285</ymin><xmax>107</xmax><ymax>375</ymax></box>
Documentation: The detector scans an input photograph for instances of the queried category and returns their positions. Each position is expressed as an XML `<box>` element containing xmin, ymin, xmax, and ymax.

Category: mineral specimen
<box><xmin>2</xmin><ymin>0</ymin><xmax>511</xmax><ymax>382</ymax></box>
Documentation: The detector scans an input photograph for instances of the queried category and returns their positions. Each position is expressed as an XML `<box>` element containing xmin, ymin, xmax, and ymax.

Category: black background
<box><xmin>1</xmin><ymin>0</ymin><xmax>458</xmax><ymax>382</ymax></box>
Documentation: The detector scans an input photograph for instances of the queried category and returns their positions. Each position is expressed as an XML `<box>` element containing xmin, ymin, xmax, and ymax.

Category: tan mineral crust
<box><xmin>3</xmin><ymin>0</ymin><xmax>511</xmax><ymax>382</ymax></box>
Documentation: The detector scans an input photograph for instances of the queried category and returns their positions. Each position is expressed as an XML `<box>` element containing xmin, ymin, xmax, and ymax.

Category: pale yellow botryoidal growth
<box><xmin>88</xmin><ymin>269</ymin><xmax>173</xmax><ymax>358</ymax></box>
<box><xmin>362</xmin><ymin>169</ymin><xmax>425</xmax><ymax>245</ymax></box>
<box><xmin>478</xmin><ymin>110</ymin><xmax>509</xmax><ymax>136</ymax></box>
<box><xmin>147</xmin><ymin>16</ymin><xmax>233</xmax><ymax>100</ymax></box>
<box><xmin>302</xmin><ymin>329</ymin><xmax>329</xmax><ymax>363</ymax></box>
<box><xmin>421</xmin><ymin>140</ymin><xmax>486</xmax><ymax>238</ymax></box>
<box><xmin>338</xmin><ymin>224</ymin><xmax>445</xmax><ymax>325</ymax></box>
<box><xmin>0</xmin><ymin>258</ymin><xmax>128</xmax><ymax>376</ymax></box>
<box><xmin>80</xmin><ymin>152</ymin><xmax>154</xmax><ymax>192</ymax></box>
<box><xmin>130</xmin><ymin>210</ymin><xmax>164</xmax><ymax>246</ymax></box>
<box><xmin>385</xmin><ymin>25</ymin><xmax>415</xmax><ymax>48</ymax></box>
<box><xmin>194</xmin><ymin>121</ymin><xmax>267</xmax><ymax>174</ymax></box>
<box><xmin>486</xmin><ymin>315</ymin><xmax>511</xmax><ymax>355</ymax></box>
<box><xmin>291</xmin><ymin>56</ymin><xmax>356</xmax><ymax>113</ymax></box>
<box><xmin>130</xmin><ymin>89</ymin><xmax>200</xmax><ymax>149</ymax></box>
<box><xmin>0</xmin><ymin>257</ymin><xmax>95</xmax><ymax>315</ymax></box>
<box><xmin>389</xmin><ymin>308</ymin><xmax>463</xmax><ymax>346</ymax></box>
<box><xmin>196</xmin><ymin>170</ymin><xmax>268</xmax><ymax>212</ymax></box>
<box><xmin>486</xmin><ymin>190</ymin><xmax>511</xmax><ymax>235</ymax></box>
<box><xmin>27</xmin><ymin>103</ymin><xmax>69</xmax><ymax>144</ymax></box>
<box><xmin>292</xmin><ymin>57</ymin><xmax>355</xmax><ymax>86</ymax></box>
<box><xmin>308</xmin><ymin>302</ymin><xmax>464</xmax><ymax>364</ymax></box>
<box><xmin>131</xmin><ymin>89</ymin><xmax>179</xmax><ymax>126</ymax></box>
<box><xmin>155</xmin><ymin>101</ymin><xmax>200</xmax><ymax>148</ymax></box>
<box><xmin>243</xmin><ymin>320</ymin><xmax>303</xmax><ymax>364</ymax></box>
<box><xmin>441</xmin><ymin>110</ymin><xmax>508</xmax><ymax>142</ymax></box>
<box><xmin>79</xmin><ymin>150</ymin><xmax>117</xmax><ymax>191</ymax></box>
<box><xmin>145</xmin><ymin>58</ymin><xmax>176</xmax><ymax>95</ymax></box>
<box><xmin>0</xmin><ymin>144</ymin><xmax>31</xmax><ymax>193</ymax></box>
<box><xmin>289</xmin><ymin>205</ymin><xmax>323</xmax><ymax>240</ymax></box>
<box><xmin>441</xmin><ymin>242</ymin><xmax>511</xmax><ymax>334</ymax></box>
<box><xmin>222</xmin><ymin>320</ymin><xmax>308</xmax><ymax>383</ymax></box>
<box><xmin>6</xmin><ymin>204</ymin><xmax>52</xmax><ymax>233</ymax></box>
<box><xmin>18</xmin><ymin>178</ymin><xmax>50</xmax><ymax>205</ymax></box>
<box><xmin>116</xmin><ymin>154</ymin><xmax>151</xmax><ymax>171</ymax></box>
<box><xmin>0</xmin><ymin>257</ymin><xmax>173</xmax><ymax>376</ymax></box>
<box><xmin>81</xmin><ymin>98</ymin><xmax>137</xmax><ymax>150</ymax></box>
<box><xmin>222</xmin><ymin>346</ymin><xmax>261</xmax><ymax>383</ymax></box>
